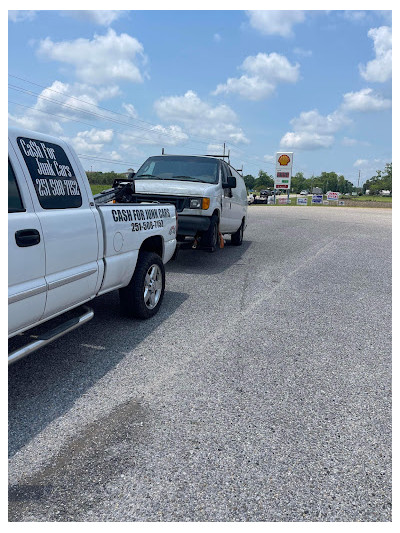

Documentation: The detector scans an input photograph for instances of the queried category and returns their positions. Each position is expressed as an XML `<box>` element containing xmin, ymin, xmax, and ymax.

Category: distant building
<box><xmin>123</xmin><ymin>168</ymin><xmax>135</xmax><ymax>178</ymax></box>
<box><xmin>312</xmin><ymin>187</ymin><xmax>322</xmax><ymax>194</ymax></box>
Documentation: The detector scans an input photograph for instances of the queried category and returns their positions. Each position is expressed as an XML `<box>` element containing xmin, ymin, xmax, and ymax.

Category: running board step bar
<box><xmin>8</xmin><ymin>306</ymin><xmax>94</xmax><ymax>365</ymax></box>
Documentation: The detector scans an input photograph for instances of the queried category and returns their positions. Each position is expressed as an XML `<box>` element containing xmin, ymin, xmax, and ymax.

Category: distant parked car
<box><xmin>247</xmin><ymin>194</ymin><xmax>255</xmax><ymax>205</ymax></box>
<box><xmin>300</xmin><ymin>190</ymin><xmax>309</xmax><ymax>195</ymax></box>
<box><xmin>260</xmin><ymin>189</ymin><xmax>272</xmax><ymax>197</ymax></box>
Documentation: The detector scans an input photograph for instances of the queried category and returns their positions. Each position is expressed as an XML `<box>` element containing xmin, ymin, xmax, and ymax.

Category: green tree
<box><xmin>363</xmin><ymin>163</ymin><xmax>392</xmax><ymax>194</ymax></box>
<box><xmin>291</xmin><ymin>171</ymin><xmax>306</xmax><ymax>193</ymax></box>
<box><xmin>86</xmin><ymin>171</ymin><xmax>125</xmax><ymax>185</ymax></box>
<box><xmin>254</xmin><ymin>170</ymin><xmax>274</xmax><ymax>191</ymax></box>
<box><xmin>243</xmin><ymin>174</ymin><xmax>256</xmax><ymax>190</ymax></box>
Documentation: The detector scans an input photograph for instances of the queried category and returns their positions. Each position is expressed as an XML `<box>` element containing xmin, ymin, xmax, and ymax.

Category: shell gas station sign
<box><xmin>275</xmin><ymin>152</ymin><xmax>293</xmax><ymax>189</ymax></box>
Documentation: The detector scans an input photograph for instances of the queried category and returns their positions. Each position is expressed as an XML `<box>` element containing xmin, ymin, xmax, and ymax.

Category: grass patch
<box><xmin>90</xmin><ymin>184</ymin><xmax>113</xmax><ymax>195</ymax></box>
<box><xmin>348</xmin><ymin>195</ymin><xmax>392</xmax><ymax>202</ymax></box>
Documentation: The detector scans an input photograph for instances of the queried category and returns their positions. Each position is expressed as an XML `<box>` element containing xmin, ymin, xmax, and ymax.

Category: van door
<box><xmin>220</xmin><ymin>163</ymin><xmax>236</xmax><ymax>233</ymax></box>
<box><xmin>8</xmin><ymin>155</ymin><xmax>47</xmax><ymax>335</ymax></box>
<box><xmin>13</xmin><ymin>134</ymin><xmax>100</xmax><ymax>320</ymax></box>
<box><xmin>229</xmin><ymin>167</ymin><xmax>246</xmax><ymax>231</ymax></box>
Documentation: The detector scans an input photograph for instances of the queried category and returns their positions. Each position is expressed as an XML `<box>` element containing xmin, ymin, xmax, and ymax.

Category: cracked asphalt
<box><xmin>8</xmin><ymin>205</ymin><xmax>392</xmax><ymax>521</ymax></box>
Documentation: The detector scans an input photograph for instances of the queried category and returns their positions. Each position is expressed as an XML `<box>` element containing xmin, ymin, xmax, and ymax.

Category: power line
<box><xmin>9</xmin><ymin>97</ymin><xmax>271</xmax><ymax>173</ymax></box>
<box><xmin>8</xmin><ymin>75</ymin><xmax>274</xmax><ymax>170</ymax></box>
<box><xmin>8</xmin><ymin>74</ymin><xmax>307</xmax><ymax>176</ymax></box>
<box><xmin>8</xmin><ymin>78</ymin><xmax>232</xmax><ymax>148</ymax></box>
<box><xmin>78</xmin><ymin>154</ymin><xmax>143</xmax><ymax>167</ymax></box>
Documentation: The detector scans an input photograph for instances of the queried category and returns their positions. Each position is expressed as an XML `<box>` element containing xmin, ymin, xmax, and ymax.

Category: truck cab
<box><xmin>8</xmin><ymin>127</ymin><xmax>177</xmax><ymax>364</ymax></box>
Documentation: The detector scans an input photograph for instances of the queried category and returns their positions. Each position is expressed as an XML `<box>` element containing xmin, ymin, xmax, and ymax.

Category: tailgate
<box><xmin>97</xmin><ymin>203</ymin><xmax>177</xmax><ymax>258</ymax></box>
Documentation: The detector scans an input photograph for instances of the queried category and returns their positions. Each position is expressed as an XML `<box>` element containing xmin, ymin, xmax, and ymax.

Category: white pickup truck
<box><xmin>8</xmin><ymin>127</ymin><xmax>177</xmax><ymax>364</ymax></box>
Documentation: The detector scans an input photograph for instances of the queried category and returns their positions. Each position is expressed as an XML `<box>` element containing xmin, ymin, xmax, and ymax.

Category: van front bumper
<box><xmin>177</xmin><ymin>215</ymin><xmax>211</xmax><ymax>236</ymax></box>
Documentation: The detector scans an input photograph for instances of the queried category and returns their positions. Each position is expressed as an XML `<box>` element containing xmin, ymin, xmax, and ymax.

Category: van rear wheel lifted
<box><xmin>231</xmin><ymin>219</ymin><xmax>244</xmax><ymax>246</ymax></box>
<box><xmin>119</xmin><ymin>251</ymin><xmax>165</xmax><ymax>319</ymax></box>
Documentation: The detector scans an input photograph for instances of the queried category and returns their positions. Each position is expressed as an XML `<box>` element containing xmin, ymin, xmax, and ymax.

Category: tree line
<box><xmin>244</xmin><ymin>164</ymin><xmax>392</xmax><ymax>195</ymax></box>
<box><xmin>86</xmin><ymin>171</ymin><xmax>126</xmax><ymax>185</ymax></box>
<box><xmin>86</xmin><ymin>164</ymin><xmax>392</xmax><ymax>196</ymax></box>
<box><xmin>362</xmin><ymin>163</ymin><xmax>392</xmax><ymax>195</ymax></box>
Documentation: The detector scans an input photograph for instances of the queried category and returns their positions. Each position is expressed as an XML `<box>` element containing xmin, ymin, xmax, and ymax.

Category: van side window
<box><xmin>8</xmin><ymin>160</ymin><xmax>25</xmax><ymax>213</ymax></box>
<box><xmin>16</xmin><ymin>136</ymin><xmax>82</xmax><ymax>209</ymax></box>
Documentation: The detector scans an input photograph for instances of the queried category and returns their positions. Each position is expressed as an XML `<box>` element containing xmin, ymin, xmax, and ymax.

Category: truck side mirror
<box><xmin>223</xmin><ymin>176</ymin><xmax>236</xmax><ymax>189</ymax></box>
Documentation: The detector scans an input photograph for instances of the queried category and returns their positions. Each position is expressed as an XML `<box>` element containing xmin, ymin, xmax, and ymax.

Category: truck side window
<box><xmin>8</xmin><ymin>160</ymin><xmax>25</xmax><ymax>213</ymax></box>
<box><xmin>16</xmin><ymin>136</ymin><xmax>82</xmax><ymax>209</ymax></box>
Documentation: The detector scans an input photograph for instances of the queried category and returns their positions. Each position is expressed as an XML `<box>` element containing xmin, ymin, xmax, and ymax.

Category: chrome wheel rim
<box><xmin>143</xmin><ymin>264</ymin><xmax>163</xmax><ymax>309</ymax></box>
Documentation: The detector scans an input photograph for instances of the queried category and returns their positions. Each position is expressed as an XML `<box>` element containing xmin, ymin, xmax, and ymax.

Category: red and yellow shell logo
<box><xmin>278</xmin><ymin>154</ymin><xmax>291</xmax><ymax>166</ymax></box>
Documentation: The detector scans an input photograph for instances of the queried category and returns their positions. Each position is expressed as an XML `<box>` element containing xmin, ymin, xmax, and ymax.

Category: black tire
<box><xmin>202</xmin><ymin>214</ymin><xmax>219</xmax><ymax>252</ymax></box>
<box><xmin>119</xmin><ymin>251</ymin><xmax>165</xmax><ymax>319</ymax></box>
<box><xmin>231</xmin><ymin>219</ymin><xmax>244</xmax><ymax>246</ymax></box>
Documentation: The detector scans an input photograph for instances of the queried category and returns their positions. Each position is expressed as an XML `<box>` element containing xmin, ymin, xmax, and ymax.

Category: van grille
<box><xmin>128</xmin><ymin>194</ymin><xmax>189</xmax><ymax>213</ymax></box>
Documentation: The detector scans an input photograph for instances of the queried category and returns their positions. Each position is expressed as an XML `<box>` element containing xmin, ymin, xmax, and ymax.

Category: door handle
<box><xmin>15</xmin><ymin>229</ymin><xmax>41</xmax><ymax>247</ymax></box>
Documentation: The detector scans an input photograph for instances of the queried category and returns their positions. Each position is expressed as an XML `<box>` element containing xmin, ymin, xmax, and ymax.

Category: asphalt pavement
<box><xmin>8</xmin><ymin>205</ymin><xmax>392</xmax><ymax>521</ymax></box>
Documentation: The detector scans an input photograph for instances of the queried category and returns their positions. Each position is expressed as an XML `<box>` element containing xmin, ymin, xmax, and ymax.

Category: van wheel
<box><xmin>231</xmin><ymin>220</ymin><xmax>244</xmax><ymax>246</ymax></box>
<box><xmin>119</xmin><ymin>252</ymin><xmax>165</xmax><ymax>319</ymax></box>
<box><xmin>202</xmin><ymin>214</ymin><xmax>219</xmax><ymax>252</ymax></box>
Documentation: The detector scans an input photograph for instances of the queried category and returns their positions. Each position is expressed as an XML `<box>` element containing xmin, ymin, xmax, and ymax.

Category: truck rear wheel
<box><xmin>119</xmin><ymin>252</ymin><xmax>165</xmax><ymax>319</ymax></box>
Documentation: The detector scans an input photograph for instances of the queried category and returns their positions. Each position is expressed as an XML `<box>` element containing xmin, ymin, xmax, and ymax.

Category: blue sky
<box><xmin>8</xmin><ymin>8</ymin><xmax>392</xmax><ymax>186</ymax></box>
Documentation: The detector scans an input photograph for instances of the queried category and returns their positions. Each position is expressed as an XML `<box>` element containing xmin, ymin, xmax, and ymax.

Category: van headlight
<box><xmin>190</xmin><ymin>198</ymin><xmax>210</xmax><ymax>210</ymax></box>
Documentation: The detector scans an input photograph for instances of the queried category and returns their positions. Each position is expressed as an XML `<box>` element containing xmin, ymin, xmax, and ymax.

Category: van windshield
<box><xmin>135</xmin><ymin>156</ymin><xmax>219</xmax><ymax>184</ymax></box>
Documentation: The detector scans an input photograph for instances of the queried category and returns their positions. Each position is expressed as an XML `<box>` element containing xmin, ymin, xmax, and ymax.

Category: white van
<box><xmin>129</xmin><ymin>155</ymin><xmax>248</xmax><ymax>251</ymax></box>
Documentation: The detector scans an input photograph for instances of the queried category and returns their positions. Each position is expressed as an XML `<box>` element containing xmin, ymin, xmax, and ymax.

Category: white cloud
<box><xmin>37</xmin><ymin>29</ymin><xmax>146</xmax><ymax>85</ymax></box>
<box><xmin>341</xmin><ymin>137</ymin><xmax>370</xmax><ymax>147</ymax></box>
<box><xmin>264</xmin><ymin>154</ymin><xmax>275</xmax><ymax>162</ymax></box>
<box><xmin>279</xmin><ymin>84</ymin><xmax>390</xmax><ymax>151</ymax></box>
<box><xmin>246</xmin><ymin>10</ymin><xmax>305</xmax><ymax>38</ymax></box>
<box><xmin>353</xmin><ymin>159</ymin><xmax>369</xmax><ymax>167</ymax></box>
<box><xmin>61</xmin><ymin>11</ymin><xmax>126</xmax><ymax>26</ymax></box>
<box><xmin>214</xmin><ymin>33</ymin><xmax>222</xmax><ymax>42</ymax></box>
<box><xmin>343</xmin><ymin>11</ymin><xmax>366</xmax><ymax>22</ymax></box>
<box><xmin>213</xmin><ymin>52</ymin><xmax>300</xmax><ymax>101</ymax></box>
<box><xmin>290</xmin><ymin>109</ymin><xmax>351</xmax><ymax>134</ymax></box>
<box><xmin>293</xmin><ymin>47</ymin><xmax>312</xmax><ymax>57</ymax></box>
<box><xmin>8</xmin><ymin>11</ymin><xmax>36</xmax><ymax>22</ymax></box>
<box><xmin>341</xmin><ymin>88</ymin><xmax>391</xmax><ymax>112</ymax></box>
<box><xmin>359</xmin><ymin>26</ymin><xmax>392</xmax><ymax>82</ymax></box>
<box><xmin>119</xmin><ymin>125</ymin><xmax>189</xmax><ymax>147</ymax></box>
<box><xmin>279</xmin><ymin>107</ymin><xmax>351</xmax><ymax>151</ymax></box>
<box><xmin>8</xmin><ymin>80</ymin><xmax>121</xmax><ymax>134</ymax></box>
<box><xmin>207</xmin><ymin>143</ymin><xmax>224</xmax><ymax>154</ymax></box>
<box><xmin>280</xmin><ymin>131</ymin><xmax>334</xmax><ymax>150</ymax></box>
<box><xmin>154</xmin><ymin>90</ymin><xmax>249</xmax><ymax>144</ymax></box>
<box><xmin>122</xmin><ymin>103</ymin><xmax>138</xmax><ymax>118</ymax></box>
<box><xmin>342</xmin><ymin>137</ymin><xmax>358</xmax><ymax>146</ymax></box>
<box><xmin>67</xmin><ymin>128</ymin><xmax>114</xmax><ymax>154</ymax></box>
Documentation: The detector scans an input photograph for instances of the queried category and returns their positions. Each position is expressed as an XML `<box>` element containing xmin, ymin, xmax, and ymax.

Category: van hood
<box><xmin>134</xmin><ymin>179</ymin><xmax>217</xmax><ymax>197</ymax></box>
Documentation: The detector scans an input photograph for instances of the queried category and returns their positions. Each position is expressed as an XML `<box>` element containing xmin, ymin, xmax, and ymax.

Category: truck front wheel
<box><xmin>119</xmin><ymin>252</ymin><xmax>165</xmax><ymax>319</ymax></box>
